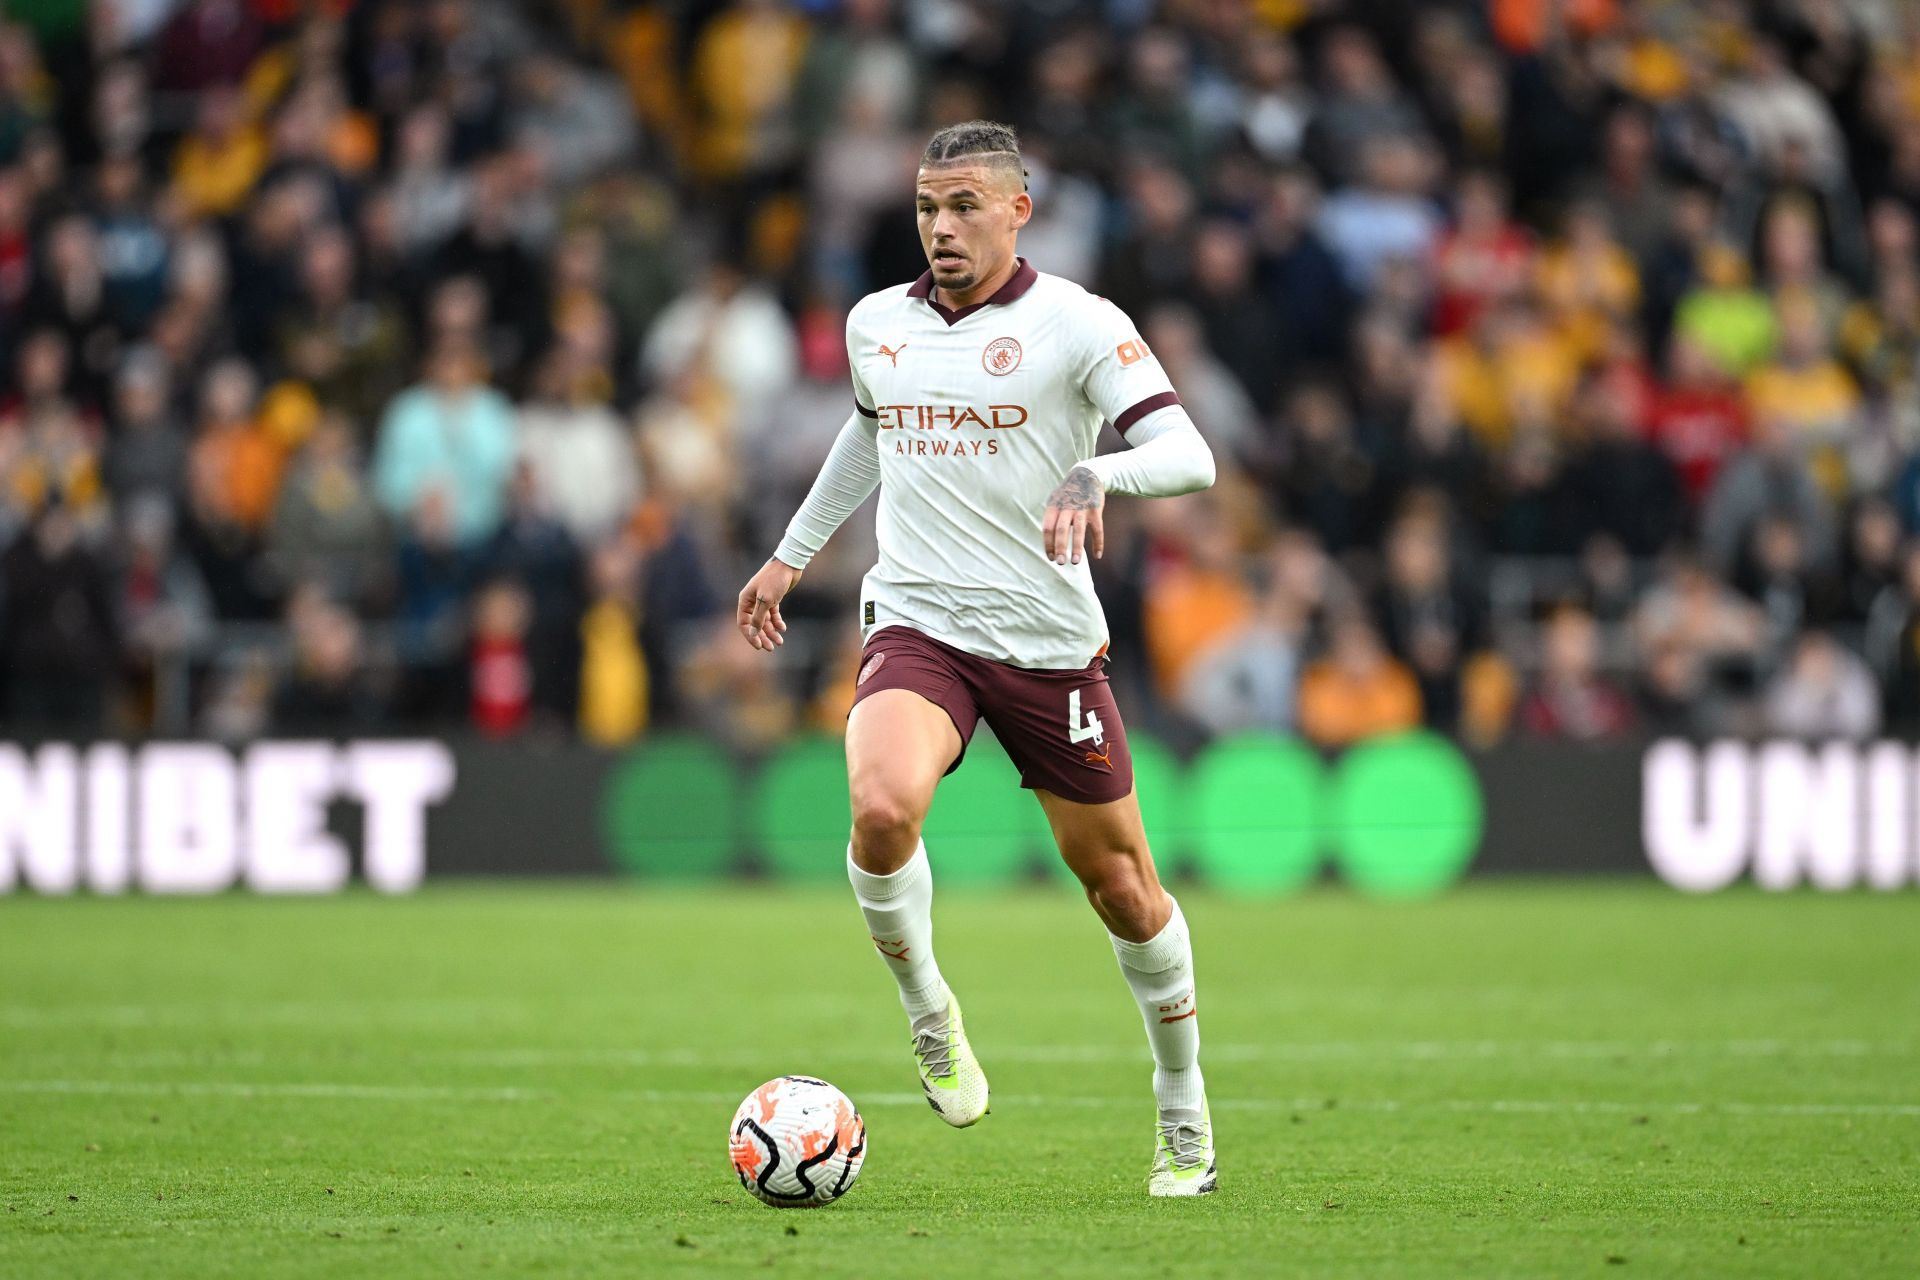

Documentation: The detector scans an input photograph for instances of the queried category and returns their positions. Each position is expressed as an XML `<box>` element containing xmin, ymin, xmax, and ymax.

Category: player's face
<box><xmin>915</xmin><ymin>164</ymin><xmax>1031</xmax><ymax>297</ymax></box>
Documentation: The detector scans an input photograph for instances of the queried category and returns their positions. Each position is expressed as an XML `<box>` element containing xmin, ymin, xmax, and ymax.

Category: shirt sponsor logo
<box><xmin>893</xmin><ymin>438</ymin><xmax>1002</xmax><ymax>457</ymax></box>
<box><xmin>877</xmin><ymin>403</ymin><xmax>1025</xmax><ymax>458</ymax></box>
<box><xmin>874</xmin><ymin>404</ymin><xmax>1028</xmax><ymax>431</ymax></box>
<box><xmin>983</xmin><ymin>336</ymin><xmax>1022</xmax><ymax>376</ymax></box>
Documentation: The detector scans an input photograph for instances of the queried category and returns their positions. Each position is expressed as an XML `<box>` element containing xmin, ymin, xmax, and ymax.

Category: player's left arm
<box><xmin>1041</xmin><ymin>301</ymin><xmax>1216</xmax><ymax>565</ymax></box>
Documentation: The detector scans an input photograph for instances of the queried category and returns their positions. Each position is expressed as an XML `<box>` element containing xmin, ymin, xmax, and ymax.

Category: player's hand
<box><xmin>1041</xmin><ymin>465</ymin><xmax>1105</xmax><ymax>566</ymax></box>
<box><xmin>738</xmin><ymin>558</ymin><xmax>801</xmax><ymax>651</ymax></box>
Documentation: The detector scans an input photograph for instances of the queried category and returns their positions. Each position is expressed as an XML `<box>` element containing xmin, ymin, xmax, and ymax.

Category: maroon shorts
<box><xmin>850</xmin><ymin>625</ymin><xmax>1134</xmax><ymax>805</ymax></box>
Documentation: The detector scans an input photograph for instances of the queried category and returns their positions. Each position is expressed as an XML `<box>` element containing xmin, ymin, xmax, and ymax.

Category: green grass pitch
<box><xmin>3</xmin><ymin>882</ymin><xmax>1917</xmax><ymax>1277</ymax></box>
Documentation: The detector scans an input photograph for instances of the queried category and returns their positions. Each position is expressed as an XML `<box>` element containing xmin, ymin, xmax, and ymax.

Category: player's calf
<box><xmin>1109</xmin><ymin>897</ymin><xmax>1215</xmax><ymax>1197</ymax></box>
<box><xmin>1042</xmin><ymin>793</ymin><xmax>1216</xmax><ymax>1192</ymax></box>
<box><xmin>846</xmin><ymin>841</ymin><xmax>992</xmax><ymax>1127</ymax></box>
<box><xmin>847</xmin><ymin>842</ymin><xmax>947</xmax><ymax>1019</ymax></box>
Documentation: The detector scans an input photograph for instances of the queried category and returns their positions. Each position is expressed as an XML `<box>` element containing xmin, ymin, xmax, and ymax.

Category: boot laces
<box><xmin>911</xmin><ymin>1017</ymin><xmax>954</xmax><ymax>1080</ymax></box>
<box><xmin>1157</xmin><ymin>1116</ymin><xmax>1209</xmax><ymax>1171</ymax></box>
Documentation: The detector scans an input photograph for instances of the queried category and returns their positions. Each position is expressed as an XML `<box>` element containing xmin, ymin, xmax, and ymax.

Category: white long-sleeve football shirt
<box><xmin>776</xmin><ymin>258</ymin><xmax>1214</xmax><ymax>669</ymax></box>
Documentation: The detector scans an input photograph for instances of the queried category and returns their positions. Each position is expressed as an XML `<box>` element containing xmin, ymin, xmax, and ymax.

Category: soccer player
<box><xmin>737</xmin><ymin>121</ymin><xmax>1218</xmax><ymax>1196</ymax></box>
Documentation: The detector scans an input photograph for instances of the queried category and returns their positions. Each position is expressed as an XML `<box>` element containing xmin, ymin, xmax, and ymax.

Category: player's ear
<box><xmin>1010</xmin><ymin>190</ymin><xmax>1032</xmax><ymax>231</ymax></box>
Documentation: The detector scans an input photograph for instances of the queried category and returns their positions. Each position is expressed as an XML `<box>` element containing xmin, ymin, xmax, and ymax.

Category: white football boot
<box><xmin>1148</xmin><ymin>1103</ymin><xmax>1217</xmax><ymax>1197</ymax></box>
<box><xmin>908</xmin><ymin>990</ymin><xmax>990</xmax><ymax>1127</ymax></box>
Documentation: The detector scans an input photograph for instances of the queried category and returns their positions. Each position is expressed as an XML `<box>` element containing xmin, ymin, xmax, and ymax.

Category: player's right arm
<box><xmin>738</xmin><ymin>410</ymin><xmax>881</xmax><ymax>650</ymax></box>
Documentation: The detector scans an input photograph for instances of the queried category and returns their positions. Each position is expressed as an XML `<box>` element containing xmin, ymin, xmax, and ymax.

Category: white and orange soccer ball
<box><xmin>728</xmin><ymin>1076</ymin><xmax>867</xmax><ymax>1207</ymax></box>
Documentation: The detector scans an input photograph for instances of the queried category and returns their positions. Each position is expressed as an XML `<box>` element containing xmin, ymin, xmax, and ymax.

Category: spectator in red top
<box><xmin>1431</xmin><ymin>170</ymin><xmax>1532</xmax><ymax>336</ymax></box>
<box><xmin>0</xmin><ymin>168</ymin><xmax>30</xmax><ymax>320</ymax></box>
<box><xmin>1589</xmin><ymin>321</ymin><xmax>1660</xmax><ymax>436</ymax></box>
<box><xmin>469</xmin><ymin>577</ymin><xmax>534</xmax><ymax>737</ymax></box>
<box><xmin>1647</xmin><ymin>332</ymin><xmax>1748</xmax><ymax>505</ymax></box>
<box><xmin>1520</xmin><ymin>602</ymin><xmax>1635</xmax><ymax>741</ymax></box>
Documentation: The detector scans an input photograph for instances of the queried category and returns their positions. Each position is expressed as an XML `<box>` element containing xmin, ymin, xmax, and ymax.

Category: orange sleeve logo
<box><xmin>1116</xmin><ymin>339</ymin><xmax>1150</xmax><ymax>367</ymax></box>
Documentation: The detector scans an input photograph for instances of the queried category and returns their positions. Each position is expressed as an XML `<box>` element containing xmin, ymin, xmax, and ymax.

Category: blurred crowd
<box><xmin>6</xmin><ymin>0</ymin><xmax>1920</xmax><ymax>750</ymax></box>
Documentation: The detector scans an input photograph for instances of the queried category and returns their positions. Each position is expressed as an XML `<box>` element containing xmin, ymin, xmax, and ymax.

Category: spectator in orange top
<box><xmin>1491</xmin><ymin>0</ymin><xmax>1619</xmax><ymax>54</ymax></box>
<box><xmin>188</xmin><ymin>357</ymin><xmax>283</xmax><ymax>534</ymax></box>
<box><xmin>1435</xmin><ymin>296</ymin><xmax>1580</xmax><ymax>450</ymax></box>
<box><xmin>170</xmin><ymin>84</ymin><xmax>267</xmax><ymax>219</ymax></box>
<box><xmin>1297</xmin><ymin>610</ymin><xmax>1423</xmax><ymax>749</ymax></box>
<box><xmin>688</xmin><ymin>0</ymin><xmax>810</xmax><ymax>184</ymax></box>
<box><xmin>1744</xmin><ymin>295</ymin><xmax>1861</xmax><ymax>498</ymax></box>
<box><xmin>578</xmin><ymin>536</ymin><xmax>650</xmax><ymax>746</ymax></box>
<box><xmin>1141</xmin><ymin>494</ymin><xmax>1254</xmax><ymax>703</ymax></box>
<box><xmin>1536</xmin><ymin>199</ymin><xmax>1642</xmax><ymax>364</ymax></box>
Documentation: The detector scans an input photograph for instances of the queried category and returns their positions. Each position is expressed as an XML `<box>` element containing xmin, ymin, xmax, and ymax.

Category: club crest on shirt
<box><xmin>858</xmin><ymin>651</ymin><xmax>886</xmax><ymax>686</ymax></box>
<box><xmin>983</xmin><ymin>336</ymin><xmax>1022</xmax><ymax>376</ymax></box>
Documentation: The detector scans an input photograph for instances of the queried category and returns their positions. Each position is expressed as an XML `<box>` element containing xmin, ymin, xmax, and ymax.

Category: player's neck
<box><xmin>936</xmin><ymin>253</ymin><xmax>1019</xmax><ymax>310</ymax></box>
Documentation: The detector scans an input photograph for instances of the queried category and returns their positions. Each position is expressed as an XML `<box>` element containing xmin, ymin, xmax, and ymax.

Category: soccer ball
<box><xmin>728</xmin><ymin>1076</ymin><xmax>866</xmax><ymax>1207</ymax></box>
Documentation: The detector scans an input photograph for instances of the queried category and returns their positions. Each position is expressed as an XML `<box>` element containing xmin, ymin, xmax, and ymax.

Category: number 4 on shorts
<box><xmin>1068</xmin><ymin>689</ymin><xmax>1105</xmax><ymax>746</ymax></box>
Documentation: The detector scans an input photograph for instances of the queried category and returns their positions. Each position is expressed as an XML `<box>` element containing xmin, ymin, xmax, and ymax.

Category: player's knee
<box><xmin>1084</xmin><ymin>858</ymin><xmax>1162</xmax><ymax>935</ymax></box>
<box><xmin>849</xmin><ymin>783</ymin><xmax>923</xmax><ymax>865</ymax></box>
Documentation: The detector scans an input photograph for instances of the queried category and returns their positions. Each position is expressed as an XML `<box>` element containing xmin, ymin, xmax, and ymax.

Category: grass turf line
<box><xmin>2</xmin><ymin>882</ymin><xmax>1918</xmax><ymax>1278</ymax></box>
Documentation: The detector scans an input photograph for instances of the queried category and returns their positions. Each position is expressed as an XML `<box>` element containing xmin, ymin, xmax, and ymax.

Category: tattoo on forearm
<box><xmin>1048</xmin><ymin>466</ymin><xmax>1103</xmax><ymax>511</ymax></box>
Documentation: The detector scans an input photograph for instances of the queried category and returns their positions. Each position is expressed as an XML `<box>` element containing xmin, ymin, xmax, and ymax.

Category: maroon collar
<box><xmin>907</xmin><ymin>256</ymin><xmax>1038</xmax><ymax>325</ymax></box>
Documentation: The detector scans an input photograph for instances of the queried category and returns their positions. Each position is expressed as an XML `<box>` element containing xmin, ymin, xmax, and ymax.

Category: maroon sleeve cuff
<box><xmin>1113</xmin><ymin>391</ymin><xmax>1181</xmax><ymax>435</ymax></box>
<box><xmin>854</xmin><ymin>401</ymin><xmax>878</xmax><ymax>419</ymax></box>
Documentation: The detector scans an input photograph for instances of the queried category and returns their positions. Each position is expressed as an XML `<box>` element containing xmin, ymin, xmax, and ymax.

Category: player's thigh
<box><xmin>845</xmin><ymin>688</ymin><xmax>966</xmax><ymax>843</ymax></box>
<box><xmin>846</xmin><ymin>687</ymin><xmax>966</xmax><ymax>801</ymax></box>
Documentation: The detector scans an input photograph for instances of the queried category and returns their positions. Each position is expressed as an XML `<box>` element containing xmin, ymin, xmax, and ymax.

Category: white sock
<box><xmin>1110</xmin><ymin>896</ymin><xmax>1206</xmax><ymax>1113</ymax></box>
<box><xmin>847</xmin><ymin>841</ymin><xmax>950</xmax><ymax>1021</ymax></box>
